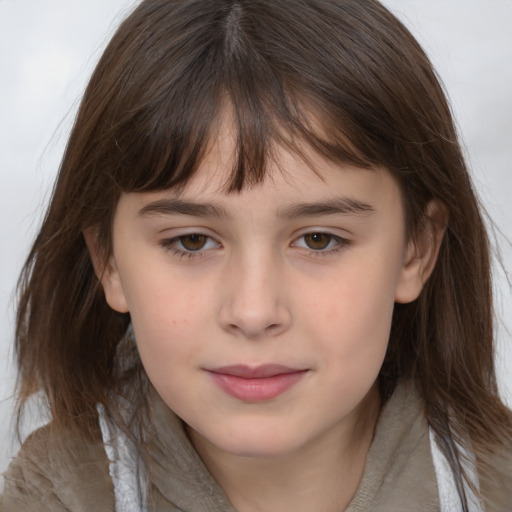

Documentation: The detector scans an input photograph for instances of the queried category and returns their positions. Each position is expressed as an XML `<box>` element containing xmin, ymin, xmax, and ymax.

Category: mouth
<box><xmin>206</xmin><ymin>364</ymin><xmax>308</xmax><ymax>402</ymax></box>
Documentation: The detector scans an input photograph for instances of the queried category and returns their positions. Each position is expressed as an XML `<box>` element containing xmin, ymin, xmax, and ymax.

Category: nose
<box><xmin>218</xmin><ymin>252</ymin><xmax>292</xmax><ymax>340</ymax></box>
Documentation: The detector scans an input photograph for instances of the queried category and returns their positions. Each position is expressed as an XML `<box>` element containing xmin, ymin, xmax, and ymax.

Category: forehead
<box><xmin>117</xmin><ymin>130</ymin><xmax>404</xmax><ymax>224</ymax></box>
<box><xmin>169</xmin><ymin>114</ymin><xmax>389</xmax><ymax>197</ymax></box>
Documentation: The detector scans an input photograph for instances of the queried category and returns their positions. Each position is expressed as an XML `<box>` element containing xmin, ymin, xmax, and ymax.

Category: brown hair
<box><xmin>15</xmin><ymin>0</ymin><xmax>511</xmax><ymax>506</ymax></box>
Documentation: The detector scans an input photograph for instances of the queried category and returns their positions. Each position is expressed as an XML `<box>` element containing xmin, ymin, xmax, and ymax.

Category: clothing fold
<box><xmin>3</xmin><ymin>379</ymin><xmax>509</xmax><ymax>511</ymax></box>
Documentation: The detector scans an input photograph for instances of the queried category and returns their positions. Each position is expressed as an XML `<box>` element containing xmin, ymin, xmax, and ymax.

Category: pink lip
<box><xmin>207</xmin><ymin>365</ymin><xmax>308</xmax><ymax>402</ymax></box>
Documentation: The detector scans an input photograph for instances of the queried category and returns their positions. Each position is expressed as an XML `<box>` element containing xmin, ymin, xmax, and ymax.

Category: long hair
<box><xmin>15</xmin><ymin>0</ymin><xmax>511</xmax><ymax>506</ymax></box>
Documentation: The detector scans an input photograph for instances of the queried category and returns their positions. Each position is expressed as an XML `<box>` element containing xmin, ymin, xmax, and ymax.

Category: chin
<box><xmin>195</xmin><ymin>421</ymin><xmax>306</xmax><ymax>459</ymax></box>
<box><xmin>216</xmin><ymin>439</ymin><xmax>301</xmax><ymax>459</ymax></box>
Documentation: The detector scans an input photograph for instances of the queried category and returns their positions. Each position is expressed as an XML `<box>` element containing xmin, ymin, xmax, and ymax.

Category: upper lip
<box><xmin>208</xmin><ymin>364</ymin><xmax>305</xmax><ymax>379</ymax></box>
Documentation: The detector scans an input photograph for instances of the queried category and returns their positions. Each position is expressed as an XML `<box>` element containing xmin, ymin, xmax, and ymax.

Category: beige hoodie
<box><xmin>1</xmin><ymin>381</ymin><xmax>508</xmax><ymax>511</ymax></box>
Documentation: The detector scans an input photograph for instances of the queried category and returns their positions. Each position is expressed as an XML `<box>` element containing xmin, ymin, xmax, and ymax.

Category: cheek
<box><xmin>316</xmin><ymin>263</ymin><xmax>397</xmax><ymax>332</ymax></box>
<box><xmin>119</xmin><ymin>266</ymin><xmax>210</xmax><ymax>375</ymax></box>
<box><xmin>121</xmin><ymin>255</ymin><xmax>205</xmax><ymax>327</ymax></box>
<box><xmin>313</xmin><ymin>279</ymin><xmax>393</xmax><ymax>410</ymax></box>
<box><xmin>305</xmin><ymin>255</ymin><xmax>400</xmax><ymax>373</ymax></box>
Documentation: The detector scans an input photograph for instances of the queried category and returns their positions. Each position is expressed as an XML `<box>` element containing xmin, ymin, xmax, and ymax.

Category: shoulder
<box><xmin>1</xmin><ymin>423</ymin><xmax>114</xmax><ymax>512</ymax></box>
<box><xmin>479</xmin><ymin>437</ymin><xmax>512</xmax><ymax>511</ymax></box>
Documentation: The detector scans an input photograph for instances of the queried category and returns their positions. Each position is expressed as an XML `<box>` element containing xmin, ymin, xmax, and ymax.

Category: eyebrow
<box><xmin>138</xmin><ymin>199</ymin><xmax>229</xmax><ymax>218</ymax></box>
<box><xmin>276</xmin><ymin>197</ymin><xmax>375</xmax><ymax>218</ymax></box>
<box><xmin>137</xmin><ymin>196</ymin><xmax>375</xmax><ymax>219</ymax></box>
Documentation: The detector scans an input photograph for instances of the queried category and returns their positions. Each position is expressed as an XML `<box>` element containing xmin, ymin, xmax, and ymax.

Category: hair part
<box><xmin>15</xmin><ymin>0</ymin><xmax>511</xmax><ymax>507</ymax></box>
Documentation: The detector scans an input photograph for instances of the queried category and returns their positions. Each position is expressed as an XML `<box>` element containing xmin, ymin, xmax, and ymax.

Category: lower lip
<box><xmin>208</xmin><ymin>371</ymin><xmax>307</xmax><ymax>402</ymax></box>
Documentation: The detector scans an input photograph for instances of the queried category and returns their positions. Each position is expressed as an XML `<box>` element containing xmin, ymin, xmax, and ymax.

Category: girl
<box><xmin>2</xmin><ymin>0</ymin><xmax>511</xmax><ymax>510</ymax></box>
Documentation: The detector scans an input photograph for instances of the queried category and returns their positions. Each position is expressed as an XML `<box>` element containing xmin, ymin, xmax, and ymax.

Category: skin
<box><xmin>86</xmin><ymin>126</ymin><xmax>445</xmax><ymax>511</ymax></box>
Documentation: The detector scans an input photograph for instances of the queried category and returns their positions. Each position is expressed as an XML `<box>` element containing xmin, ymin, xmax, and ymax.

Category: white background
<box><xmin>1</xmin><ymin>0</ymin><xmax>511</xmax><ymax>486</ymax></box>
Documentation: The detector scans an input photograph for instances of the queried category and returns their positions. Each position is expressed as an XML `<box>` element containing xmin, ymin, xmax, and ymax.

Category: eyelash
<box><xmin>159</xmin><ymin>232</ymin><xmax>349</xmax><ymax>260</ymax></box>
<box><xmin>159</xmin><ymin>234</ymin><xmax>221</xmax><ymax>260</ymax></box>
<box><xmin>291</xmin><ymin>233</ymin><xmax>348</xmax><ymax>258</ymax></box>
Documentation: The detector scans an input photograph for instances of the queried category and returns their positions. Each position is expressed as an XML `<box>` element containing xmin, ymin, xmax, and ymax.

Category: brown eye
<box><xmin>179</xmin><ymin>234</ymin><xmax>208</xmax><ymax>251</ymax></box>
<box><xmin>303</xmin><ymin>233</ymin><xmax>333</xmax><ymax>250</ymax></box>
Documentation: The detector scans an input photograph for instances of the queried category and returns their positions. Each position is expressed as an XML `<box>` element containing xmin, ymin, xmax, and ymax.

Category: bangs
<box><xmin>108</xmin><ymin>60</ymin><xmax>374</xmax><ymax>195</ymax></box>
<box><xmin>98</xmin><ymin>0</ymin><xmax>385</xmax><ymax>195</ymax></box>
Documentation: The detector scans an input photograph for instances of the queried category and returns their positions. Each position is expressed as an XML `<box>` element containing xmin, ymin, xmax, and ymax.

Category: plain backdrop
<box><xmin>1</xmin><ymin>0</ymin><xmax>511</xmax><ymax>486</ymax></box>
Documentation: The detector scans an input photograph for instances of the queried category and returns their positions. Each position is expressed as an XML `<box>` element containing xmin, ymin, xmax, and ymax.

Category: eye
<box><xmin>160</xmin><ymin>233</ymin><xmax>221</xmax><ymax>257</ymax></box>
<box><xmin>293</xmin><ymin>232</ymin><xmax>342</xmax><ymax>251</ymax></box>
<box><xmin>303</xmin><ymin>233</ymin><xmax>335</xmax><ymax>250</ymax></box>
<box><xmin>178</xmin><ymin>234</ymin><xmax>210</xmax><ymax>251</ymax></box>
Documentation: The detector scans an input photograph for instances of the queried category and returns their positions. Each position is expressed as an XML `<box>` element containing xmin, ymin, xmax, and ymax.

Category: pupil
<box><xmin>305</xmin><ymin>233</ymin><xmax>331</xmax><ymax>250</ymax></box>
<box><xmin>181</xmin><ymin>234</ymin><xmax>206</xmax><ymax>251</ymax></box>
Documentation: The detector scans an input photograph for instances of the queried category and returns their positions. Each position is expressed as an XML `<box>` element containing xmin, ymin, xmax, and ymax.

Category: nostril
<box><xmin>217</xmin><ymin>291</ymin><xmax>292</xmax><ymax>339</ymax></box>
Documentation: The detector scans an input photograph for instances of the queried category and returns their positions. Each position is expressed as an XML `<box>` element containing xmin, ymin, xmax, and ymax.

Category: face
<box><xmin>92</xmin><ymin>131</ymin><xmax>431</xmax><ymax>461</ymax></box>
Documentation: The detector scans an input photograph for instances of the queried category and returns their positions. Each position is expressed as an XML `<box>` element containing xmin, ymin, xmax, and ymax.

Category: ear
<box><xmin>83</xmin><ymin>228</ymin><xmax>129</xmax><ymax>313</ymax></box>
<box><xmin>395</xmin><ymin>200</ymin><xmax>448</xmax><ymax>304</ymax></box>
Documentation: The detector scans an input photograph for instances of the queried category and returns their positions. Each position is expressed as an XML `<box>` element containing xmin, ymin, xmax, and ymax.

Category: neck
<box><xmin>189</xmin><ymin>385</ymin><xmax>381</xmax><ymax>512</ymax></box>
